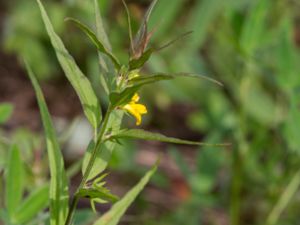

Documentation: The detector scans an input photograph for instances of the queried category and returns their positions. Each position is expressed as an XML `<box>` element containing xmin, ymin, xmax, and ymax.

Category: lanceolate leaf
<box><xmin>5</xmin><ymin>145</ymin><xmax>24</xmax><ymax>218</ymax></box>
<box><xmin>109</xmin><ymin>129</ymin><xmax>229</xmax><ymax>146</ymax></box>
<box><xmin>26</xmin><ymin>62</ymin><xmax>69</xmax><ymax>225</ymax></box>
<box><xmin>93</xmin><ymin>164</ymin><xmax>157</xmax><ymax>225</ymax></box>
<box><xmin>37</xmin><ymin>0</ymin><xmax>101</xmax><ymax>129</ymax></box>
<box><xmin>65</xmin><ymin>17</ymin><xmax>121</xmax><ymax>69</ymax></box>
<box><xmin>14</xmin><ymin>185</ymin><xmax>49</xmax><ymax>224</ymax></box>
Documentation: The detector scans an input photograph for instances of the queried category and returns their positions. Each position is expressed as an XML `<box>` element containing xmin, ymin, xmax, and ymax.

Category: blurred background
<box><xmin>1</xmin><ymin>0</ymin><xmax>300</xmax><ymax>224</ymax></box>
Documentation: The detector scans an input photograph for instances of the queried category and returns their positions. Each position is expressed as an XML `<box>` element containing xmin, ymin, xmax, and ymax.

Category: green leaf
<box><xmin>77</xmin><ymin>187</ymin><xmax>119</xmax><ymax>204</ymax></box>
<box><xmin>109</xmin><ymin>129</ymin><xmax>228</xmax><ymax>146</ymax></box>
<box><xmin>65</xmin><ymin>17</ymin><xmax>120</xmax><ymax>69</ymax></box>
<box><xmin>129</xmin><ymin>48</ymin><xmax>154</xmax><ymax>70</ymax></box>
<box><xmin>82</xmin><ymin>110</ymin><xmax>123</xmax><ymax>181</ymax></box>
<box><xmin>109</xmin><ymin>87</ymin><xmax>139</xmax><ymax>108</ymax></box>
<box><xmin>26</xmin><ymin>62</ymin><xmax>69</xmax><ymax>225</ymax></box>
<box><xmin>14</xmin><ymin>185</ymin><xmax>49</xmax><ymax>224</ymax></box>
<box><xmin>36</xmin><ymin>0</ymin><xmax>101</xmax><ymax>129</ymax></box>
<box><xmin>0</xmin><ymin>103</ymin><xmax>13</xmax><ymax>124</ymax></box>
<box><xmin>128</xmin><ymin>74</ymin><xmax>174</xmax><ymax>87</ymax></box>
<box><xmin>5</xmin><ymin>145</ymin><xmax>24</xmax><ymax>218</ymax></box>
<box><xmin>94</xmin><ymin>0</ymin><xmax>116</xmax><ymax>93</ymax></box>
<box><xmin>240</xmin><ymin>0</ymin><xmax>270</xmax><ymax>55</ymax></box>
<box><xmin>132</xmin><ymin>0</ymin><xmax>158</xmax><ymax>58</ymax></box>
<box><xmin>93</xmin><ymin>164</ymin><xmax>157</xmax><ymax>225</ymax></box>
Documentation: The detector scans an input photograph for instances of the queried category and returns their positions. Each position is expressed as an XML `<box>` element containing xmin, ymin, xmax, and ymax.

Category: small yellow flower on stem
<box><xmin>121</xmin><ymin>93</ymin><xmax>147</xmax><ymax>125</ymax></box>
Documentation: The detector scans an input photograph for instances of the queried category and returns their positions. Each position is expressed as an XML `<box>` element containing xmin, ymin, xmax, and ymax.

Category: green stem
<box><xmin>266</xmin><ymin>168</ymin><xmax>300</xmax><ymax>225</ymax></box>
<box><xmin>64</xmin><ymin>105</ymin><xmax>113</xmax><ymax>225</ymax></box>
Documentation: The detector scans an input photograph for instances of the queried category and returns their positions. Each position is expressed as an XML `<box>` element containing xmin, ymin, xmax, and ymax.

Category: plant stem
<box><xmin>64</xmin><ymin>105</ymin><xmax>113</xmax><ymax>225</ymax></box>
<box><xmin>266</xmin><ymin>168</ymin><xmax>300</xmax><ymax>225</ymax></box>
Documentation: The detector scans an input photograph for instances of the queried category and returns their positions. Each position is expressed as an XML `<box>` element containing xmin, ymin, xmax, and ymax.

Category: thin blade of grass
<box><xmin>26</xmin><ymin>62</ymin><xmax>69</xmax><ymax>225</ymax></box>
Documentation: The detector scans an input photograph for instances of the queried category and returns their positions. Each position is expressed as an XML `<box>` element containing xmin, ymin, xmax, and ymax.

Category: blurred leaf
<box><xmin>148</xmin><ymin>0</ymin><xmax>184</xmax><ymax>39</ymax></box>
<box><xmin>82</xmin><ymin>110</ymin><xmax>123</xmax><ymax>180</ymax></box>
<box><xmin>66</xmin><ymin>17</ymin><xmax>121</xmax><ymax>69</ymax></box>
<box><xmin>37</xmin><ymin>0</ymin><xmax>102</xmax><ymax>129</ymax></box>
<box><xmin>240</xmin><ymin>0</ymin><xmax>270</xmax><ymax>55</ymax></box>
<box><xmin>14</xmin><ymin>185</ymin><xmax>49</xmax><ymax>224</ymax></box>
<box><xmin>109</xmin><ymin>129</ymin><xmax>227</xmax><ymax>146</ymax></box>
<box><xmin>240</xmin><ymin>79</ymin><xmax>278</xmax><ymax>126</ymax></box>
<box><xmin>276</xmin><ymin>18</ymin><xmax>299</xmax><ymax>93</ymax></box>
<box><xmin>0</xmin><ymin>103</ymin><xmax>13</xmax><ymax>124</ymax></box>
<box><xmin>26</xmin><ymin>62</ymin><xmax>69</xmax><ymax>225</ymax></box>
<box><xmin>93</xmin><ymin>163</ymin><xmax>157</xmax><ymax>225</ymax></box>
<box><xmin>185</xmin><ymin>0</ymin><xmax>224</xmax><ymax>51</ymax></box>
<box><xmin>5</xmin><ymin>145</ymin><xmax>24</xmax><ymax>219</ymax></box>
<box><xmin>74</xmin><ymin>209</ymin><xmax>96</xmax><ymax>225</ymax></box>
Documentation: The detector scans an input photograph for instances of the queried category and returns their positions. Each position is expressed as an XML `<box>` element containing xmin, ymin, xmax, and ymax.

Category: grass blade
<box><xmin>36</xmin><ymin>0</ymin><xmax>101</xmax><ymax>129</ymax></box>
<box><xmin>26</xmin><ymin>62</ymin><xmax>69</xmax><ymax>225</ymax></box>
<box><xmin>14</xmin><ymin>185</ymin><xmax>49</xmax><ymax>224</ymax></box>
<box><xmin>5</xmin><ymin>145</ymin><xmax>24</xmax><ymax>219</ymax></box>
<box><xmin>93</xmin><ymin>164</ymin><xmax>157</xmax><ymax>225</ymax></box>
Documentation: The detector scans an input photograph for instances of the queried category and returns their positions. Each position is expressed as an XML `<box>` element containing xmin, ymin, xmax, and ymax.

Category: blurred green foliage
<box><xmin>2</xmin><ymin>0</ymin><xmax>300</xmax><ymax>224</ymax></box>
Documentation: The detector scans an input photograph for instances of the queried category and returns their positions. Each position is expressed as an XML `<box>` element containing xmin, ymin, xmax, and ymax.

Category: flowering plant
<box><xmin>13</xmin><ymin>0</ymin><xmax>226</xmax><ymax>224</ymax></box>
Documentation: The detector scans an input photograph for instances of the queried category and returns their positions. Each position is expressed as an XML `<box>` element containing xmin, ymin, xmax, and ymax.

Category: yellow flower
<box><xmin>121</xmin><ymin>93</ymin><xmax>147</xmax><ymax>125</ymax></box>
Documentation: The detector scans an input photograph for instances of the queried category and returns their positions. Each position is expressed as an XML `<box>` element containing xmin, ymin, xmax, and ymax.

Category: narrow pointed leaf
<box><xmin>14</xmin><ymin>185</ymin><xmax>49</xmax><ymax>224</ymax></box>
<box><xmin>149</xmin><ymin>72</ymin><xmax>223</xmax><ymax>86</ymax></box>
<box><xmin>66</xmin><ymin>18</ymin><xmax>121</xmax><ymax>69</ymax></box>
<box><xmin>37</xmin><ymin>0</ymin><xmax>101</xmax><ymax>129</ymax></box>
<box><xmin>5</xmin><ymin>145</ymin><xmax>24</xmax><ymax>218</ymax></box>
<box><xmin>127</xmin><ymin>74</ymin><xmax>173</xmax><ymax>87</ymax></box>
<box><xmin>93</xmin><ymin>164</ymin><xmax>157</xmax><ymax>225</ymax></box>
<box><xmin>26</xmin><ymin>62</ymin><xmax>69</xmax><ymax>225</ymax></box>
<box><xmin>109</xmin><ymin>129</ymin><xmax>229</xmax><ymax>146</ymax></box>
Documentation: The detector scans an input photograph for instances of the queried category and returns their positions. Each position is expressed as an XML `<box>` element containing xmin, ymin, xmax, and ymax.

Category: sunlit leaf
<box><xmin>14</xmin><ymin>185</ymin><xmax>49</xmax><ymax>224</ymax></box>
<box><xmin>37</xmin><ymin>0</ymin><xmax>101</xmax><ymax>129</ymax></box>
